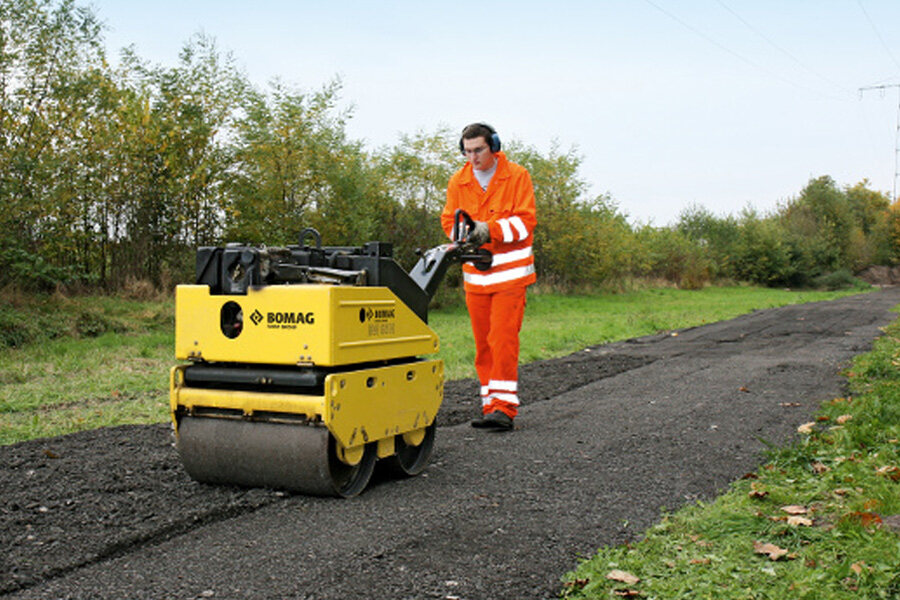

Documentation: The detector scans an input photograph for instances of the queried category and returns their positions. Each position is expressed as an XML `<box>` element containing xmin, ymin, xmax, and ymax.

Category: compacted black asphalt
<box><xmin>3</xmin><ymin>287</ymin><xmax>899</xmax><ymax>599</ymax></box>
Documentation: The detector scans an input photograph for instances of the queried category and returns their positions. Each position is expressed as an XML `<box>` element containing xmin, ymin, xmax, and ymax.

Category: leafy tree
<box><xmin>637</xmin><ymin>225</ymin><xmax>711</xmax><ymax>289</ymax></box>
<box><xmin>226</xmin><ymin>79</ymin><xmax>352</xmax><ymax>245</ymax></box>
<box><xmin>509</xmin><ymin>142</ymin><xmax>636</xmax><ymax>289</ymax></box>
<box><xmin>844</xmin><ymin>180</ymin><xmax>893</xmax><ymax>266</ymax></box>
<box><xmin>96</xmin><ymin>35</ymin><xmax>245</xmax><ymax>285</ymax></box>
<box><xmin>782</xmin><ymin>176</ymin><xmax>857</xmax><ymax>274</ymax></box>
<box><xmin>730</xmin><ymin>209</ymin><xmax>797</xmax><ymax>286</ymax></box>
<box><xmin>377</xmin><ymin>128</ymin><xmax>459</xmax><ymax>266</ymax></box>
<box><xmin>676</xmin><ymin>204</ymin><xmax>741</xmax><ymax>280</ymax></box>
<box><xmin>0</xmin><ymin>0</ymin><xmax>105</xmax><ymax>289</ymax></box>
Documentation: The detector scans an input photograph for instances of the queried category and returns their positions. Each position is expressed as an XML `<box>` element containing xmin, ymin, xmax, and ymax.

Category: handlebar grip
<box><xmin>451</xmin><ymin>209</ymin><xmax>476</xmax><ymax>244</ymax></box>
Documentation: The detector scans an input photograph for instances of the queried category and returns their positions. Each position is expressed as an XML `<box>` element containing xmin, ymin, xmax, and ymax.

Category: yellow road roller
<box><xmin>170</xmin><ymin>211</ymin><xmax>489</xmax><ymax>497</ymax></box>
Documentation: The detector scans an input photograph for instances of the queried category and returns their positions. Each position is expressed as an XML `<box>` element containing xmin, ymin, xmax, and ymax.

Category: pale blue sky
<box><xmin>89</xmin><ymin>0</ymin><xmax>900</xmax><ymax>225</ymax></box>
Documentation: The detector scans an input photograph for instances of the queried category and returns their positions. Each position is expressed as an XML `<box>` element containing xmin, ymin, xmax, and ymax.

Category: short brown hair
<box><xmin>459</xmin><ymin>123</ymin><xmax>500</xmax><ymax>154</ymax></box>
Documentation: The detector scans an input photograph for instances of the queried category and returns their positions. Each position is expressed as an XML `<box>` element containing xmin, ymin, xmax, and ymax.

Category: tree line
<box><xmin>3</xmin><ymin>0</ymin><xmax>899</xmax><ymax>295</ymax></box>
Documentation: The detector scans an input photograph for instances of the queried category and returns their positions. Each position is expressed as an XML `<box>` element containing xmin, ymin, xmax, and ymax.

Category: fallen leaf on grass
<box><xmin>753</xmin><ymin>541</ymin><xmax>789</xmax><ymax>561</ymax></box>
<box><xmin>850</xmin><ymin>562</ymin><xmax>869</xmax><ymax>575</ymax></box>
<box><xmin>606</xmin><ymin>570</ymin><xmax>640</xmax><ymax>585</ymax></box>
<box><xmin>797</xmin><ymin>422</ymin><xmax>816</xmax><ymax>434</ymax></box>
<box><xmin>787</xmin><ymin>516</ymin><xmax>813</xmax><ymax>527</ymax></box>
<box><xmin>833</xmin><ymin>488</ymin><xmax>851</xmax><ymax>496</ymax></box>
<box><xmin>781</xmin><ymin>505</ymin><xmax>808</xmax><ymax>515</ymax></box>
<box><xmin>749</xmin><ymin>482</ymin><xmax>768</xmax><ymax>499</ymax></box>
<box><xmin>811</xmin><ymin>461</ymin><xmax>829</xmax><ymax>474</ymax></box>
<box><xmin>690</xmin><ymin>558</ymin><xmax>711</xmax><ymax>565</ymax></box>
<box><xmin>864</xmin><ymin>498</ymin><xmax>881</xmax><ymax>511</ymax></box>
<box><xmin>836</xmin><ymin>414</ymin><xmax>853</xmax><ymax>425</ymax></box>
<box><xmin>563</xmin><ymin>578</ymin><xmax>589</xmax><ymax>590</ymax></box>
<box><xmin>612</xmin><ymin>589</ymin><xmax>642</xmax><ymax>597</ymax></box>
<box><xmin>842</xmin><ymin>511</ymin><xmax>883</xmax><ymax>527</ymax></box>
<box><xmin>875</xmin><ymin>465</ymin><xmax>900</xmax><ymax>481</ymax></box>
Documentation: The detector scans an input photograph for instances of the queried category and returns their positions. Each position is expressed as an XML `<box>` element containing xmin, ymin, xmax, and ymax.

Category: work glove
<box><xmin>467</xmin><ymin>220</ymin><xmax>490</xmax><ymax>247</ymax></box>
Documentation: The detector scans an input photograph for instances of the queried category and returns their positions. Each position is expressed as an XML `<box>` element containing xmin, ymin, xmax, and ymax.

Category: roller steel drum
<box><xmin>176</xmin><ymin>417</ymin><xmax>376</xmax><ymax>498</ymax></box>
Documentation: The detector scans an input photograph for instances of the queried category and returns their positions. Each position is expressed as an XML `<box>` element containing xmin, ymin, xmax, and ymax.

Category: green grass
<box><xmin>561</xmin><ymin>307</ymin><xmax>900</xmax><ymax>599</ymax></box>
<box><xmin>0</xmin><ymin>286</ymin><xmax>865</xmax><ymax>444</ymax></box>
<box><xmin>0</xmin><ymin>294</ymin><xmax>174</xmax><ymax>444</ymax></box>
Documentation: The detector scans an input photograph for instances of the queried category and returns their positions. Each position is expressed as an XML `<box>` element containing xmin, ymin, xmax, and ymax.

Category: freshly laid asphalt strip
<box><xmin>2</xmin><ymin>287</ymin><xmax>899</xmax><ymax>600</ymax></box>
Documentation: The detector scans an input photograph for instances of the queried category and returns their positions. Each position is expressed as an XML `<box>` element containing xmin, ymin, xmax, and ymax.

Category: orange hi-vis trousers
<box><xmin>465</xmin><ymin>286</ymin><xmax>527</xmax><ymax>418</ymax></box>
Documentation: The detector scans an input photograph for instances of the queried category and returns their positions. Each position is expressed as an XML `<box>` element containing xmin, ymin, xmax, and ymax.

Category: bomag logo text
<box><xmin>266</xmin><ymin>311</ymin><xmax>315</xmax><ymax>326</ymax></box>
<box><xmin>374</xmin><ymin>309</ymin><xmax>395</xmax><ymax>320</ymax></box>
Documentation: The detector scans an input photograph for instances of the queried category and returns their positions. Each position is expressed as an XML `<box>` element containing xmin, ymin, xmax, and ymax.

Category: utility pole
<box><xmin>859</xmin><ymin>83</ymin><xmax>900</xmax><ymax>203</ymax></box>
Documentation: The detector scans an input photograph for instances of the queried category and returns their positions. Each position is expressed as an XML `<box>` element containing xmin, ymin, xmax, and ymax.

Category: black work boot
<box><xmin>471</xmin><ymin>410</ymin><xmax>514</xmax><ymax>431</ymax></box>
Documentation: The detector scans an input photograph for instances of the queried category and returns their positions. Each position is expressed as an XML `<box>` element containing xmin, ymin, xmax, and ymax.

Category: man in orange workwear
<box><xmin>441</xmin><ymin>123</ymin><xmax>537</xmax><ymax>431</ymax></box>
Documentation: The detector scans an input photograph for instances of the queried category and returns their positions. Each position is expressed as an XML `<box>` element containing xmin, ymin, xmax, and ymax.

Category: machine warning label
<box><xmin>251</xmin><ymin>310</ymin><xmax>315</xmax><ymax>330</ymax></box>
<box><xmin>360</xmin><ymin>306</ymin><xmax>396</xmax><ymax>336</ymax></box>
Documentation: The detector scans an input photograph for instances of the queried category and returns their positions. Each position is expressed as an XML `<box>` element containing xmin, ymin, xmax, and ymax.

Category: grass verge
<box><xmin>561</xmin><ymin>307</ymin><xmax>900</xmax><ymax>599</ymax></box>
<box><xmin>1</xmin><ymin>286</ymin><xmax>865</xmax><ymax>445</ymax></box>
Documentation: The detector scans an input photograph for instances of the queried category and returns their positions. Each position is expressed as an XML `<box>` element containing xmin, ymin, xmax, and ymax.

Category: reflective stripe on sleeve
<box><xmin>508</xmin><ymin>216</ymin><xmax>528</xmax><ymax>241</ymax></box>
<box><xmin>498</xmin><ymin>219</ymin><xmax>514</xmax><ymax>242</ymax></box>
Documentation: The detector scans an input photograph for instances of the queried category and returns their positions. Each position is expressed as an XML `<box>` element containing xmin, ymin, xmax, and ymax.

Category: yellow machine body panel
<box><xmin>175</xmin><ymin>284</ymin><xmax>439</xmax><ymax>366</ymax></box>
<box><xmin>170</xmin><ymin>359</ymin><xmax>443</xmax><ymax>451</ymax></box>
<box><xmin>323</xmin><ymin>359</ymin><xmax>443</xmax><ymax>450</ymax></box>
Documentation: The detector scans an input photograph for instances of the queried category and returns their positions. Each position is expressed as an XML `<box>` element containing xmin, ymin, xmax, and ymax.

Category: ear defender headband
<box><xmin>459</xmin><ymin>122</ymin><xmax>501</xmax><ymax>155</ymax></box>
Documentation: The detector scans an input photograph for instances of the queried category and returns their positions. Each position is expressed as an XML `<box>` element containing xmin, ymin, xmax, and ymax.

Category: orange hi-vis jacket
<box><xmin>441</xmin><ymin>152</ymin><xmax>537</xmax><ymax>294</ymax></box>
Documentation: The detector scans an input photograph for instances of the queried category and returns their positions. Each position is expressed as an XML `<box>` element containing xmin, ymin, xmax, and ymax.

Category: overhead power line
<box><xmin>856</xmin><ymin>0</ymin><xmax>900</xmax><ymax>75</ymax></box>
<box><xmin>715</xmin><ymin>0</ymin><xmax>853</xmax><ymax>96</ymax></box>
<box><xmin>641</xmin><ymin>0</ymin><xmax>845</xmax><ymax>102</ymax></box>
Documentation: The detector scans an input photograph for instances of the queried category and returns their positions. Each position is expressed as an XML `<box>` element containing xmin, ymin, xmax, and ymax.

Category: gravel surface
<box><xmin>2</xmin><ymin>288</ymin><xmax>899</xmax><ymax>599</ymax></box>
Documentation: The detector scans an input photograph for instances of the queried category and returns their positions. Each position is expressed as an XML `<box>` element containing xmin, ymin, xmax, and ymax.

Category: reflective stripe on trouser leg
<box><xmin>466</xmin><ymin>286</ymin><xmax>526</xmax><ymax>418</ymax></box>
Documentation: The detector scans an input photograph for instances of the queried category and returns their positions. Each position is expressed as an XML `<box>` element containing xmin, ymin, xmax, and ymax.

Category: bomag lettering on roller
<box><xmin>170</xmin><ymin>210</ymin><xmax>490</xmax><ymax>497</ymax></box>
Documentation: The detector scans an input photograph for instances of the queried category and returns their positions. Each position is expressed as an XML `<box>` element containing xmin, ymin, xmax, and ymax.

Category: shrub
<box><xmin>0</xmin><ymin>307</ymin><xmax>34</xmax><ymax>348</ymax></box>
<box><xmin>729</xmin><ymin>213</ymin><xmax>798</xmax><ymax>286</ymax></box>
<box><xmin>0</xmin><ymin>304</ymin><xmax>70</xmax><ymax>348</ymax></box>
<box><xmin>0</xmin><ymin>247</ymin><xmax>83</xmax><ymax>292</ymax></box>
<box><xmin>534</xmin><ymin>194</ymin><xmax>638</xmax><ymax>290</ymax></box>
<box><xmin>636</xmin><ymin>226</ymin><xmax>711</xmax><ymax>289</ymax></box>
<box><xmin>75</xmin><ymin>311</ymin><xmax>109</xmax><ymax>337</ymax></box>
<box><xmin>811</xmin><ymin>269</ymin><xmax>869</xmax><ymax>291</ymax></box>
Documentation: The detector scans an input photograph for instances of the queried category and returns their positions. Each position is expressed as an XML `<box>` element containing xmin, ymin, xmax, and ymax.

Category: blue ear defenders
<box><xmin>459</xmin><ymin>123</ymin><xmax>501</xmax><ymax>155</ymax></box>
